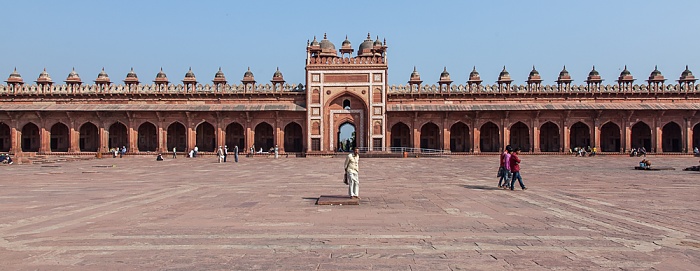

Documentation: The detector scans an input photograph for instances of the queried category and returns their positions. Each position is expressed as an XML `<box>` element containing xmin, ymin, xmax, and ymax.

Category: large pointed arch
<box><xmin>694</xmin><ymin>123</ymin><xmax>700</xmax><ymax>151</ymax></box>
<box><xmin>631</xmin><ymin>121</ymin><xmax>652</xmax><ymax>151</ymax></box>
<box><xmin>225</xmin><ymin>122</ymin><xmax>245</xmax><ymax>150</ymax></box>
<box><xmin>390</xmin><ymin>122</ymin><xmax>411</xmax><ymax>149</ymax></box>
<box><xmin>21</xmin><ymin>122</ymin><xmax>40</xmax><ymax>152</ymax></box>
<box><xmin>196</xmin><ymin>121</ymin><xmax>216</xmax><ymax>152</ymax></box>
<box><xmin>540</xmin><ymin>121</ymin><xmax>560</xmax><ymax>152</ymax></box>
<box><xmin>79</xmin><ymin>122</ymin><xmax>99</xmax><ymax>152</ymax></box>
<box><xmin>0</xmin><ymin>122</ymin><xmax>10</xmax><ymax>152</ymax></box>
<box><xmin>450</xmin><ymin>122</ymin><xmax>470</xmax><ymax>152</ymax></box>
<box><xmin>480</xmin><ymin>122</ymin><xmax>500</xmax><ymax>152</ymax></box>
<box><xmin>661</xmin><ymin>121</ymin><xmax>682</xmax><ymax>152</ymax></box>
<box><xmin>420</xmin><ymin>122</ymin><xmax>440</xmax><ymax>150</ymax></box>
<box><xmin>137</xmin><ymin>122</ymin><xmax>158</xmax><ymax>152</ymax></box>
<box><xmin>109</xmin><ymin>122</ymin><xmax>128</xmax><ymax>150</ymax></box>
<box><xmin>50</xmin><ymin>122</ymin><xmax>69</xmax><ymax>152</ymax></box>
<box><xmin>570</xmin><ymin>122</ymin><xmax>591</xmax><ymax>150</ymax></box>
<box><xmin>284</xmin><ymin>122</ymin><xmax>303</xmax><ymax>152</ymax></box>
<box><xmin>167</xmin><ymin>122</ymin><xmax>187</xmax><ymax>152</ymax></box>
<box><xmin>254</xmin><ymin>122</ymin><xmax>274</xmax><ymax>152</ymax></box>
<box><xmin>600</xmin><ymin>122</ymin><xmax>621</xmax><ymax>152</ymax></box>
<box><xmin>510</xmin><ymin>121</ymin><xmax>530</xmax><ymax>151</ymax></box>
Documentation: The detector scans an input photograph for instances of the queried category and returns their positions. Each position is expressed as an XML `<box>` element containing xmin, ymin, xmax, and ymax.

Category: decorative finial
<box><xmin>472</xmin><ymin>66</ymin><xmax>477</xmax><ymax>71</ymax></box>
<box><xmin>367</xmin><ymin>32</ymin><xmax>371</xmax><ymax>39</ymax></box>
<box><xmin>413</xmin><ymin>66</ymin><xmax>417</xmax><ymax>72</ymax></box>
<box><xmin>443</xmin><ymin>66</ymin><xmax>448</xmax><ymax>72</ymax></box>
<box><xmin>218</xmin><ymin>67</ymin><xmax>222</xmax><ymax>71</ymax></box>
<box><xmin>323</xmin><ymin>33</ymin><xmax>327</xmax><ymax>39</ymax></box>
<box><xmin>345</xmin><ymin>35</ymin><xmax>348</xmax><ymax>39</ymax></box>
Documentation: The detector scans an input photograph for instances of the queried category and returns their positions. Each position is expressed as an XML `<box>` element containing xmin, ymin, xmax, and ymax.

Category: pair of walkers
<box><xmin>498</xmin><ymin>145</ymin><xmax>527</xmax><ymax>190</ymax></box>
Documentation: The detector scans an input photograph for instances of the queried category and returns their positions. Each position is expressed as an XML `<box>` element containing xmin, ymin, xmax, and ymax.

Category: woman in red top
<box><xmin>509</xmin><ymin>147</ymin><xmax>527</xmax><ymax>191</ymax></box>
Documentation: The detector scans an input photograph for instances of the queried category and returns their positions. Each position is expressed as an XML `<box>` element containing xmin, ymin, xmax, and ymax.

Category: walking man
<box><xmin>216</xmin><ymin>146</ymin><xmax>223</xmax><ymax>163</ymax></box>
<box><xmin>120</xmin><ymin>146</ymin><xmax>126</xmax><ymax>158</ymax></box>
<box><xmin>274</xmin><ymin>144</ymin><xmax>279</xmax><ymax>159</ymax></box>
<box><xmin>194</xmin><ymin>146</ymin><xmax>199</xmax><ymax>157</ymax></box>
<box><xmin>172</xmin><ymin>147</ymin><xmax>177</xmax><ymax>159</ymax></box>
<box><xmin>509</xmin><ymin>147</ymin><xmax>527</xmax><ymax>191</ymax></box>
<box><xmin>498</xmin><ymin>145</ymin><xmax>512</xmax><ymax>189</ymax></box>
<box><xmin>223</xmin><ymin>145</ymin><xmax>228</xmax><ymax>162</ymax></box>
<box><xmin>344</xmin><ymin>147</ymin><xmax>360</xmax><ymax>199</ymax></box>
<box><xmin>234</xmin><ymin>145</ymin><xmax>239</xmax><ymax>163</ymax></box>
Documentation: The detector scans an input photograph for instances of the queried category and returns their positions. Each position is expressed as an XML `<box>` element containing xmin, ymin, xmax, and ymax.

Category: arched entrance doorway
<box><xmin>284</xmin><ymin>122</ymin><xmax>303</xmax><ymax>152</ymax></box>
<box><xmin>21</xmin><ymin>122</ymin><xmax>40</xmax><ymax>152</ymax></box>
<box><xmin>196</xmin><ymin>122</ymin><xmax>216</xmax><ymax>152</ymax></box>
<box><xmin>137</xmin><ymin>122</ymin><xmax>158</xmax><ymax>152</ymax></box>
<box><xmin>390</xmin><ymin>122</ymin><xmax>410</xmax><ymax>150</ymax></box>
<box><xmin>337</xmin><ymin>122</ymin><xmax>355</xmax><ymax>152</ymax></box>
<box><xmin>662</xmin><ymin>122</ymin><xmax>682</xmax><ymax>152</ymax></box>
<box><xmin>510</xmin><ymin>122</ymin><xmax>530</xmax><ymax>151</ymax></box>
<box><xmin>540</xmin><ymin>122</ymin><xmax>560</xmax><ymax>152</ymax></box>
<box><xmin>109</xmin><ymin>122</ymin><xmax>128</xmax><ymax>150</ymax></box>
<box><xmin>225</xmin><ymin>122</ymin><xmax>245</xmax><ymax>150</ymax></box>
<box><xmin>631</xmin><ymin>121</ymin><xmax>652</xmax><ymax>151</ymax></box>
<box><xmin>254</xmin><ymin>122</ymin><xmax>274</xmax><ymax>152</ymax></box>
<box><xmin>450</xmin><ymin>122</ymin><xmax>470</xmax><ymax>152</ymax></box>
<box><xmin>79</xmin><ymin>122</ymin><xmax>99</xmax><ymax>152</ymax></box>
<box><xmin>480</xmin><ymin>122</ymin><xmax>499</xmax><ymax>152</ymax></box>
<box><xmin>570</xmin><ymin>122</ymin><xmax>590</xmax><ymax>150</ymax></box>
<box><xmin>0</xmin><ymin>122</ymin><xmax>10</xmax><ymax>152</ymax></box>
<box><xmin>50</xmin><ymin>122</ymin><xmax>69</xmax><ymax>152</ymax></box>
<box><xmin>694</xmin><ymin>124</ymin><xmax>700</xmax><ymax>151</ymax></box>
<box><xmin>600</xmin><ymin>122</ymin><xmax>621</xmax><ymax>152</ymax></box>
<box><xmin>420</xmin><ymin>122</ymin><xmax>440</xmax><ymax>150</ymax></box>
<box><xmin>167</xmin><ymin>122</ymin><xmax>187</xmax><ymax>152</ymax></box>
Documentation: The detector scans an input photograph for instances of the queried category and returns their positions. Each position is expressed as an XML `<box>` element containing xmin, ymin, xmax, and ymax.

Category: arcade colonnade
<box><xmin>0</xmin><ymin>112</ymin><xmax>305</xmax><ymax>154</ymax></box>
<box><xmin>386</xmin><ymin>112</ymin><xmax>700</xmax><ymax>153</ymax></box>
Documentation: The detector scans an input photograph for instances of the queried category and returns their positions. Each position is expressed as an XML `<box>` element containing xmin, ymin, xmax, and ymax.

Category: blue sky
<box><xmin>2</xmin><ymin>0</ymin><xmax>699</xmax><ymax>86</ymax></box>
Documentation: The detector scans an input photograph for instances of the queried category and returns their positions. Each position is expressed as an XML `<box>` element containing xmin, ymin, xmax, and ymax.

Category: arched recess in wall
<box><xmin>540</xmin><ymin>121</ymin><xmax>560</xmax><ymax>152</ymax></box>
<box><xmin>109</xmin><ymin>122</ymin><xmax>128</xmax><ymax>150</ymax></box>
<box><xmin>480</xmin><ymin>122</ymin><xmax>500</xmax><ymax>152</ymax></box>
<box><xmin>420</xmin><ymin>122</ymin><xmax>440</xmax><ymax>150</ymax></box>
<box><xmin>570</xmin><ymin>122</ymin><xmax>590</xmax><ymax>150</ymax></box>
<box><xmin>138</xmin><ymin>122</ymin><xmax>158</xmax><ymax>152</ymax></box>
<box><xmin>225</xmin><ymin>122</ymin><xmax>245</xmax><ymax>150</ymax></box>
<box><xmin>79</xmin><ymin>122</ymin><xmax>99</xmax><ymax>152</ymax></box>
<box><xmin>450</xmin><ymin>122</ymin><xmax>470</xmax><ymax>152</ymax></box>
<box><xmin>390</xmin><ymin>122</ymin><xmax>410</xmax><ymax>149</ymax></box>
<box><xmin>284</xmin><ymin>122</ymin><xmax>303</xmax><ymax>152</ymax></box>
<box><xmin>167</xmin><ymin>122</ymin><xmax>187</xmax><ymax>152</ymax></box>
<box><xmin>510</xmin><ymin>121</ymin><xmax>530</xmax><ymax>152</ymax></box>
<box><xmin>631</xmin><ymin>121</ymin><xmax>652</xmax><ymax>151</ymax></box>
<box><xmin>661</xmin><ymin>122</ymin><xmax>682</xmax><ymax>152</ymax></box>
<box><xmin>21</xmin><ymin>122</ymin><xmax>40</xmax><ymax>152</ymax></box>
<box><xmin>254</xmin><ymin>122</ymin><xmax>274</xmax><ymax>152</ymax></box>
<box><xmin>600</xmin><ymin>122</ymin><xmax>621</xmax><ymax>152</ymax></box>
<box><xmin>196</xmin><ymin>121</ymin><xmax>216</xmax><ymax>152</ymax></box>
<box><xmin>0</xmin><ymin>122</ymin><xmax>10</xmax><ymax>152</ymax></box>
<box><xmin>50</xmin><ymin>122</ymin><xmax>69</xmax><ymax>152</ymax></box>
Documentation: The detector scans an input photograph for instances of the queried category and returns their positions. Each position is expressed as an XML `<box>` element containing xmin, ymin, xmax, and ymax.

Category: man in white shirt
<box><xmin>344</xmin><ymin>147</ymin><xmax>360</xmax><ymax>199</ymax></box>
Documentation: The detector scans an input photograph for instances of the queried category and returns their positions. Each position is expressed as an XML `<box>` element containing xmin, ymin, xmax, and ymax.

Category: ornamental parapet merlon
<box><xmin>307</xmin><ymin>56</ymin><xmax>386</xmax><ymax>65</ymax></box>
<box><xmin>0</xmin><ymin>82</ymin><xmax>306</xmax><ymax>95</ymax></box>
<box><xmin>387</xmin><ymin>83</ymin><xmax>700</xmax><ymax>95</ymax></box>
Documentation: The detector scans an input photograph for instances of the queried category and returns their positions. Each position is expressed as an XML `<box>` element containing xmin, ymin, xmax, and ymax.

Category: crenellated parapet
<box><xmin>0</xmin><ymin>82</ymin><xmax>305</xmax><ymax>96</ymax></box>
<box><xmin>388</xmin><ymin>83</ymin><xmax>700</xmax><ymax>95</ymax></box>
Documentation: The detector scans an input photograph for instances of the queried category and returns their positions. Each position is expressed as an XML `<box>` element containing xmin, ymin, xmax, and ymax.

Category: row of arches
<box><xmin>390</xmin><ymin>120</ymin><xmax>696</xmax><ymax>152</ymax></box>
<box><xmin>0</xmin><ymin>121</ymin><xmax>304</xmax><ymax>153</ymax></box>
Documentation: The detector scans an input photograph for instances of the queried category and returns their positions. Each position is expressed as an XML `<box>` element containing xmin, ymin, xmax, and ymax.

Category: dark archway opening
<box><xmin>540</xmin><ymin>122</ymin><xmax>560</xmax><ymax>152</ymax></box>
<box><xmin>600</xmin><ymin>122</ymin><xmax>621</xmax><ymax>152</ymax></box>
<box><xmin>662</xmin><ymin>122</ymin><xmax>682</xmax><ymax>152</ymax></box>
<box><xmin>510</xmin><ymin>122</ymin><xmax>530</xmax><ymax>152</ymax></box>
<box><xmin>50</xmin><ymin>123</ymin><xmax>69</xmax><ymax>152</ymax></box>
<box><xmin>337</xmin><ymin>122</ymin><xmax>355</xmax><ymax>152</ymax></box>
<box><xmin>79</xmin><ymin>122</ymin><xmax>99</xmax><ymax>152</ymax></box>
<box><xmin>109</xmin><ymin>122</ymin><xmax>128</xmax><ymax>150</ymax></box>
<box><xmin>450</xmin><ymin>122</ymin><xmax>470</xmax><ymax>152</ymax></box>
<box><xmin>480</xmin><ymin>122</ymin><xmax>500</xmax><ymax>152</ymax></box>
<box><xmin>196</xmin><ymin>122</ymin><xmax>216</xmax><ymax>152</ymax></box>
<box><xmin>167</xmin><ymin>122</ymin><xmax>187</xmax><ymax>152</ymax></box>
<box><xmin>570</xmin><ymin>122</ymin><xmax>591</xmax><ymax>150</ymax></box>
<box><xmin>631</xmin><ymin>122</ymin><xmax>652</xmax><ymax>151</ymax></box>
<box><xmin>0</xmin><ymin>122</ymin><xmax>10</xmax><ymax>152</ymax></box>
<box><xmin>420</xmin><ymin>122</ymin><xmax>440</xmax><ymax>150</ymax></box>
<box><xmin>390</xmin><ymin>122</ymin><xmax>411</xmax><ymax>150</ymax></box>
<box><xmin>225</xmin><ymin>122</ymin><xmax>245</xmax><ymax>150</ymax></box>
<box><xmin>284</xmin><ymin>122</ymin><xmax>303</xmax><ymax>152</ymax></box>
<box><xmin>21</xmin><ymin>122</ymin><xmax>40</xmax><ymax>152</ymax></box>
<box><xmin>694</xmin><ymin>124</ymin><xmax>700</xmax><ymax>151</ymax></box>
<box><xmin>138</xmin><ymin>122</ymin><xmax>158</xmax><ymax>152</ymax></box>
<box><xmin>254</xmin><ymin>122</ymin><xmax>274</xmax><ymax>152</ymax></box>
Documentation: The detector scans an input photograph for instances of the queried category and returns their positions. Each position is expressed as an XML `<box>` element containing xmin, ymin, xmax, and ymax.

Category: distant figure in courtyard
<box><xmin>194</xmin><ymin>146</ymin><xmax>199</xmax><ymax>157</ymax></box>
<box><xmin>509</xmin><ymin>147</ymin><xmax>527</xmax><ymax>191</ymax></box>
<box><xmin>344</xmin><ymin>147</ymin><xmax>360</xmax><ymax>199</ymax></box>
<box><xmin>274</xmin><ymin>145</ymin><xmax>279</xmax><ymax>159</ymax></box>
<box><xmin>498</xmin><ymin>145</ymin><xmax>512</xmax><ymax>189</ymax></box>
<box><xmin>234</xmin><ymin>145</ymin><xmax>239</xmax><ymax>162</ymax></box>
<box><xmin>217</xmin><ymin>146</ymin><xmax>223</xmax><ymax>163</ymax></box>
<box><xmin>156</xmin><ymin>153</ymin><xmax>164</xmax><ymax>161</ymax></box>
<box><xmin>120</xmin><ymin>146</ymin><xmax>126</xmax><ymax>158</ymax></box>
<box><xmin>188</xmin><ymin>149</ymin><xmax>194</xmax><ymax>158</ymax></box>
<box><xmin>694</xmin><ymin>147</ymin><xmax>699</xmax><ymax>157</ymax></box>
<box><xmin>223</xmin><ymin>145</ymin><xmax>228</xmax><ymax>162</ymax></box>
<box><xmin>172</xmin><ymin>147</ymin><xmax>177</xmax><ymax>159</ymax></box>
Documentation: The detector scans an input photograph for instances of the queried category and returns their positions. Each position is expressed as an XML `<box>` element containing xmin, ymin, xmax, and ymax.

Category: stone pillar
<box><xmin>685</xmin><ymin>118</ymin><xmax>692</xmax><ymax>153</ymax></box>
<box><xmin>593</xmin><ymin>120</ymin><xmax>601</xmax><ymax>150</ymax></box>
<box><xmin>128</xmin><ymin>122</ymin><xmax>137</xmax><ymax>153</ymax></box>
<box><xmin>532</xmin><ymin>119</ymin><xmax>540</xmax><ymax>152</ymax></box>
<box><xmin>99</xmin><ymin>126</ymin><xmax>107</xmax><ymax>154</ymax></box>
<box><xmin>563</xmin><ymin>124</ymin><xmax>570</xmax><ymax>153</ymax></box>
<box><xmin>472</xmin><ymin>124</ymin><xmax>480</xmax><ymax>153</ymax></box>
<box><xmin>10</xmin><ymin>127</ymin><xmax>18</xmax><ymax>154</ymax></box>
<box><xmin>187</xmin><ymin>125</ymin><xmax>195</xmax><ymax>152</ymax></box>
<box><xmin>69</xmin><ymin>124</ymin><xmax>79</xmax><ymax>153</ymax></box>
<box><xmin>413</xmin><ymin>127</ymin><xmax>421</xmax><ymax>150</ymax></box>
<box><xmin>39</xmin><ymin>126</ymin><xmax>49</xmax><ymax>154</ymax></box>
<box><xmin>624</xmin><ymin>121</ymin><xmax>631</xmax><ymax>153</ymax></box>
<box><xmin>246</xmin><ymin>124</ymin><xmax>253</xmax><ymax>153</ymax></box>
<box><xmin>654</xmin><ymin>119</ymin><xmax>662</xmax><ymax>153</ymax></box>
<box><xmin>501</xmin><ymin>120</ymin><xmax>508</xmax><ymax>150</ymax></box>
<box><xmin>157</xmin><ymin>122</ymin><xmax>165</xmax><ymax>153</ymax></box>
<box><xmin>442</xmin><ymin>117</ymin><xmax>450</xmax><ymax>151</ymax></box>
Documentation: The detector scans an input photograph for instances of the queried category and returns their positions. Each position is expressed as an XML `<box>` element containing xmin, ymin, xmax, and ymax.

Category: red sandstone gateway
<box><xmin>1</xmin><ymin>34</ymin><xmax>699</xmax><ymax>156</ymax></box>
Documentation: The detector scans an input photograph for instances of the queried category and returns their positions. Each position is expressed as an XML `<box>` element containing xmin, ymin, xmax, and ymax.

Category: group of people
<box><xmin>630</xmin><ymin>147</ymin><xmax>647</xmax><ymax>157</ymax></box>
<box><xmin>572</xmin><ymin>146</ymin><xmax>596</xmax><ymax>157</ymax></box>
<box><xmin>0</xmin><ymin>153</ymin><xmax>13</xmax><ymax>164</ymax></box>
<box><xmin>109</xmin><ymin>146</ymin><xmax>127</xmax><ymax>158</ymax></box>
<box><xmin>497</xmin><ymin>145</ymin><xmax>527</xmax><ymax>190</ymax></box>
<box><xmin>157</xmin><ymin>145</ymin><xmax>240</xmax><ymax>163</ymax></box>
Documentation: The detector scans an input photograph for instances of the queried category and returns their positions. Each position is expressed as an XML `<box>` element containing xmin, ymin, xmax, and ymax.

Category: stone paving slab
<box><xmin>317</xmin><ymin>195</ymin><xmax>359</xmax><ymax>205</ymax></box>
<box><xmin>0</xmin><ymin>154</ymin><xmax>699</xmax><ymax>270</ymax></box>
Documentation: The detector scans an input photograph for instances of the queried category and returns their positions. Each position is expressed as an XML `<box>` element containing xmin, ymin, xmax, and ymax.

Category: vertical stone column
<box><xmin>187</xmin><ymin>125</ymin><xmax>195</xmax><ymax>152</ymax></box>
<box><xmin>69</xmin><ymin>124</ymin><xmax>79</xmax><ymax>153</ymax></box>
<box><xmin>10</xmin><ymin>126</ymin><xmax>18</xmax><ymax>154</ymax></box>
<box><xmin>563</xmin><ymin>123</ymin><xmax>570</xmax><ymax>153</ymax></box>
<box><xmin>624</xmin><ymin>121</ymin><xmax>631</xmax><ymax>153</ymax></box>
<box><xmin>501</xmin><ymin>119</ymin><xmax>508</xmax><ymax>150</ymax></box>
<box><xmin>128</xmin><ymin>122</ymin><xmax>137</xmax><ymax>153</ymax></box>
<box><xmin>157</xmin><ymin>122</ymin><xmax>165</xmax><ymax>153</ymax></box>
<box><xmin>532</xmin><ymin>118</ymin><xmax>540</xmax><ymax>152</ymax></box>
<box><xmin>39</xmin><ymin>126</ymin><xmax>49</xmax><ymax>154</ymax></box>
<box><xmin>245</xmin><ymin>123</ymin><xmax>253</xmax><ymax>153</ymax></box>
<box><xmin>472</xmin><ymin>123</ymin><xmax>480</xmax><ymax>153</ymax></box>
<box><xmin>685</xmin><ymin>118</ymin><xmax>692</xmax><ymax>153</ymax></box>
<box><xmin>98</xmin><ymin>126</ymin><xmax>107</xmax><ymax>155</ymax></box>
<box><xmin>654</xmin><ymin>119</ymin><xmax>662</xmax><ymax>153</ymax></box>
<box><xmin>593</xmin><ymin>119</ymin><xmax>601</xmax><ymax>151</ymax></box>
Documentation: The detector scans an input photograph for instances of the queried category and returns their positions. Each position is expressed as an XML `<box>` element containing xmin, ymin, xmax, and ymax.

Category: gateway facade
<box><xmin>1</xmin><ymin>34</ymin><xmax>699</xmax><ymax>155</ymax></box>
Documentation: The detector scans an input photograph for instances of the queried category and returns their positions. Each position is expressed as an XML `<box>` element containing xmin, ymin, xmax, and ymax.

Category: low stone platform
<box><xmin>317</xmin><ymin>195</ymin><xmax>359</xmax><ymax>205</ymax></box>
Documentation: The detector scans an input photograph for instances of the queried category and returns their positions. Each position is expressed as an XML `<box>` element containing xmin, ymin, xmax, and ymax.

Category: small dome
<box><xmin>588</xmin><ymin>66</ymin><xmax>599</xmax><ymax>77</ymax></box>
<box><xmin>273</xmin><ymin>67</ymin><xmax>283</xmax><ymax>78</ymax></box>
<box><xmin>358</xmin><ymin>33</ymin><xmax>374</xmax><ymax>56</ymax></box>
<box><xmin>620</xmin><ymin>65</ymin><xmax>631</xmax><ymax>77</ymax></box>
<box><xmin>319</xmin><ymin>33</ymin><xmax>336</xmax><ymax>50</ymax></box>
<box><xmin>156</xmin><ymin>68</ymin><xmax>167</xmax><ymax>79</ymax></box>
<box><xmin>342</xmin><ymin>35</ymin><xmax>351</xmax><ymax>47</ymax></box>
<box><xmin>214</xmin><ymin>67</ymin><xmax>225</xmax><ymax>78</ymax></box>
<box><xmin>310</xmin><ymin>36</ymin><xmax>320</xmax><ymax>46</ymax></box>
<box><xmin>67</xmin><ymin>68</ymin><xmax>80</xmax><ymax>79</ymax></box>
<box><xmin>244</xmin><ymin>67</ymin><xmax>254</xmax><ymax>78</ymax></box>
<box><xmin>440</xmin><ymin>67</ymin><xmax>451</xmax><ymax>80</ymax></box>
<box><xmin>469</xmin><ymin>66</ymin><xmax>480</xmax><ymax>77</ymax></box>
<box><xmin>499</xmin><ymin>66</ymin><xmax>510</xmax><ymax>77</ymax></box>
<box><xmin>8</xmin><ymin>68</ymin><xmax>21</xmax><ymax>79</ymax></box>
<box><xmin>97</xmin><ymin>68</ymin><xmax>109</xmax><ymax>79</ymax></box>
<box><xmin>410</xmin><ymin>66</ymin><xmax>420</xmax><ymax>78</ymax></box>
<box><xmin>681</xmin><ymin>65</ymin><xmax>694</xmax><ymax>78</ymax></box>
<box><xmin>38</xmin><ymin>68</ymin><xmax>52</xmax><ymax>81</ymax></box>
<box><xmin>185</xmin><ymin>67</ymin><xmax>195</xmax><ymax>78</ymax></box>
<box><xmin>126</xmin><ymin>68</ymin><xmax>138</xmax><ymax>78</ymax></box>
<box><xmin>529</xmin><ymin>66</ymin><xmax>540</xmax><ymax>77</ymax></box>
<box><xmin>650</xmin><ymin>65</ymin><xmax>662</xmax><ymax>77</ymax></box>
<box><xmin>559</xmin><ymin>66</ymin><xmax>570</xmax><ymax>77</ymax></box>
<box><xmin>373</xmin><ymin>36</ymin><xmax>382</xmax><ymax>47</ymax></box>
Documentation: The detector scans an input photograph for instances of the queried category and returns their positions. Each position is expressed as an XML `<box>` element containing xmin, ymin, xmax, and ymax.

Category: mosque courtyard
<box><xmin>0</xmin><ymin>154</ymin><xmax>698</xmax><ymax>270</ymax></box>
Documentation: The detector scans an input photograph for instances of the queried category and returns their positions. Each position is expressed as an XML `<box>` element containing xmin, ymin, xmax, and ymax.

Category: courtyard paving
<box><xmin>0</xmin><ymin>154</ymin><xmax>699</xmax><ymax>270</ymax></box>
